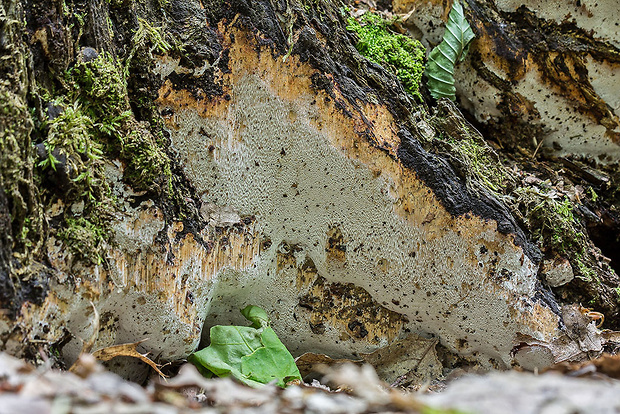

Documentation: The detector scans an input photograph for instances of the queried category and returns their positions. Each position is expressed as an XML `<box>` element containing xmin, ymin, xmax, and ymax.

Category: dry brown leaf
<box><xmin>543</xmin><ymin>353</ymin><xmax>620</xmax><ymax>379</ymax></box>
<box><xmin>69</xmin><ymin>353</ymin><xmax>103</xmax><ymax>378</ymax></box>
<box><xmin>592</xmin><ymin>354</ymin><xmax>620</xmax><ymax>378</ymax></box>
<box><xmin>361</xmin><ymin>334</ymin><xmax>441</xmax><ymax>387</ymax></box>
<box><xmin>92</xmin><ymin>339</ymin><xmax>167</xmax><ymax>378</ymax></box>
<box><xmin>295</xmin><ymin>352</ymin><xmax>362</xmax><ymax>378</ymax></box>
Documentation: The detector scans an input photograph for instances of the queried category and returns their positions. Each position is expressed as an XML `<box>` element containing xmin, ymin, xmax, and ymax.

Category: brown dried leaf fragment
<box><xmin>92</xmin><ymin>339</ymin><xmax>167</xmax><ymax>378</ymax></box>
<box><xmin>545</xmin><ymin>353</ymin><xmax>620</xmax><ymax>380</ymax></box>
<box><xmin>361</xmin><ymin>334</ymin><xmax>441</xmax><ymax>387</ymax></box>
<box><xmin>295</xmin><ymin>352</ymin><xmax>362</xmax><ymax>378</ymax></box>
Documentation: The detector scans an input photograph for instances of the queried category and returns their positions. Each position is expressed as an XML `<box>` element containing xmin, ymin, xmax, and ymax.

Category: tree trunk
<box><xmin>0</xmin><ymin>0</ymin><xmax>618</xmax><ymax>382</ymax></box>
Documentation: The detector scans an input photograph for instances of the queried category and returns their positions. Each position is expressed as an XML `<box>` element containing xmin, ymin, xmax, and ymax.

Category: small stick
<box><xmin>532</xmin><ymin>138</ymin><xmax>545</xmax><ymax>159</ymax></box>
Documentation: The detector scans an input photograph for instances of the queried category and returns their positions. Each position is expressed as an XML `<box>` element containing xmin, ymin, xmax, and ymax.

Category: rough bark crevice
<box><xmin>463</xmin><ymin>0</ymin><xmax>620</xmax><ymax>151</ymax></box>
<box><xmin>397</xmin><ymin>127</ymin><xmax>541</xmax><ymax>263</ymax></box>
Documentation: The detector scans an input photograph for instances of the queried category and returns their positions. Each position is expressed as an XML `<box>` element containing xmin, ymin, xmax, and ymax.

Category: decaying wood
<box><xmin>395</xmin><ymin>0</ymin><xmax>620</xmax><ymax>162</ymax></box>
<box><xmin>0</xmin><ymin>0</ymin><xmax>618</xmax><ymax>385</ymax></box>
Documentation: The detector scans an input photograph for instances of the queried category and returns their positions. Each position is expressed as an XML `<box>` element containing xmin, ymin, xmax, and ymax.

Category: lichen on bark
<box><xmin>0</xmin><ymin>0</ymin><xmax>47</xmax><ymax>321</ymax></box>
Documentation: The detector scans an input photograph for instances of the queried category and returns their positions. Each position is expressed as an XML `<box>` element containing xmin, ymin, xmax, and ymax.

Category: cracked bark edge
<box><xmin>397</xmin><ymin>128</ymin><xmax>541</xmax><ymax>263</ymax></box>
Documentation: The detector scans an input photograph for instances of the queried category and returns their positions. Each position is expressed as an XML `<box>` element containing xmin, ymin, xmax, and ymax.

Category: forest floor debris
<box><xmin>3</xmin><ymin>352</ymin><xmax>620</xmax><ymax>414</ymax></box>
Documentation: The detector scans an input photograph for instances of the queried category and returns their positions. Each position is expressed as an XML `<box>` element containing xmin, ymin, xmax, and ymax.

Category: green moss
<box><xmin>429</xmin><ymin>101</ymin><xmax>507</xmax><ymax>195</ymax></box>
<box><xmin>301</xmin><ymin>0</ymin><xmax>328</xmax><ymax>19</ymax></box>
<box><xmin>40</xmin><ymin>101</ymin><xmax>107</xmax><ymax>202</ymax></box>
<box><xmin>68</xmin><ymin>53</ymin><xmax>129</xmax><ymax>119</ymax></box>
<box><xmin>0</xmin><ymin>82</ymin><xmax>43</xmax><ymax>256</ymax></box>
<box><xmin>346</xmin><ymin>12</ymin><xmax>425</xmax><ymax>100</ymax></box>
<box><xmin>106</xmin><ymin>0</ymin><xmax>130</xmax><ymax>8</ymax></box>
<box><xmin>36</xmin><ymin>98</ymin><xmax>112</xmax><ymax>263</ymax></box>
<box><xmin>0</xmin><ymin>85</ymin><xmax>32</xmax><ymax>210</ymax></box>
<box><xmin>513</xmin><ymin>187</ymin><xmax>597</xmax><ymax>281</ymax></box>
<box><xmin>125</xmin><ymin>17</ymin><xmax>172</xmax><ymax>75</ymax></box>
<box><xmin>120</xmin><ymin>125</ymin><xmax>172</xmax><ymax>191</ymax></box>
<box><xmin>444</xmin><ymin>135</ymin><xmax>506</xmax><ymax>193</ymax></box>
<box><xmin>574</xmin><ymin>252</ymin><xmax>597</xmax><ymax>282</ymax></box>
<box><xmin>57</xmin><ymin>217</ymin><xmax>107</xmax><ymax>265</ymax></box>
<box><xmin>66</xmin><ymin>52</ymin><xmax>171</xmax><ymax>193</ymax></box>
<box><xmin>36</xmin><ymin>50</ymin><xmax>173</xmax><ymax>263</ymax></box>
<box><xmin>588</xmin><ymin>186</ymin><xmax>598</xmax><ymax>202</ymax></box>
<box><xmin>18</xmin><ymin>218</ymin><xmax>33</xmax><ymax>248</ymax></box>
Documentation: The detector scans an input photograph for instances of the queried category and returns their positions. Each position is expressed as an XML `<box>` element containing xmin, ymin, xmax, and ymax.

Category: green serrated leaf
<box><xmin>424</xmin><ymin>1</ymin><xmax>475</xmax><ymax>101</ymax></box>
<box><xmin>188</xmin><ymin>325</ymin><xmax>265</xmax><ymax>387</ymax></box>
<box><xmin>189</xmin><ymin>306</ymin><xmax>302</xmax><ymax>388</ymax></box>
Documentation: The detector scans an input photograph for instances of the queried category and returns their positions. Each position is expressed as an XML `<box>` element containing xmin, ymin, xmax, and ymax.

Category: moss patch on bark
<box><xmin>346</xmin><ymin>11</ymin><xmax>426</xmax><ymax>100</ymax></box>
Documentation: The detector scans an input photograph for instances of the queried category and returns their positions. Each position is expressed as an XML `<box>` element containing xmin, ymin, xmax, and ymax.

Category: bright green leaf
<box><xmin>240</xmin><ymin>327</ymin><xmax>301</xmax><ymax>387</ymax></box>
<box><xmin>424</xmin><ymin>1</ymin><xmax>475</xmax><ymax>101</ymax></box>
<box><xmin>189</xmin><ymin>306</ymin><xmax>302</xmax><ymax>388</ymax></box>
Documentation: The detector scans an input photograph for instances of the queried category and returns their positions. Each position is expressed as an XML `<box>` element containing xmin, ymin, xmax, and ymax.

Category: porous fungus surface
<box><xmin>156</xmin><ymin>25</ymin><xmax>561</xmax><ymax>366</ymax></box>
<box><xmin>5</xmin><ymin>0</ymin><xmax>602</xmax><ymax>378</ymax></box>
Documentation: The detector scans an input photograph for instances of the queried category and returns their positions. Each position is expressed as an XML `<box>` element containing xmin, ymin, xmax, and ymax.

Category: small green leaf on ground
<box><xmin>188</xmin><ymin>306</ymin><xmax>302</xmax><ymax>388</ymax></box>
<box><xmin>241</xmin><ymin>305</ymin><xmax>271</xmax><ymax>329</ymax></box>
